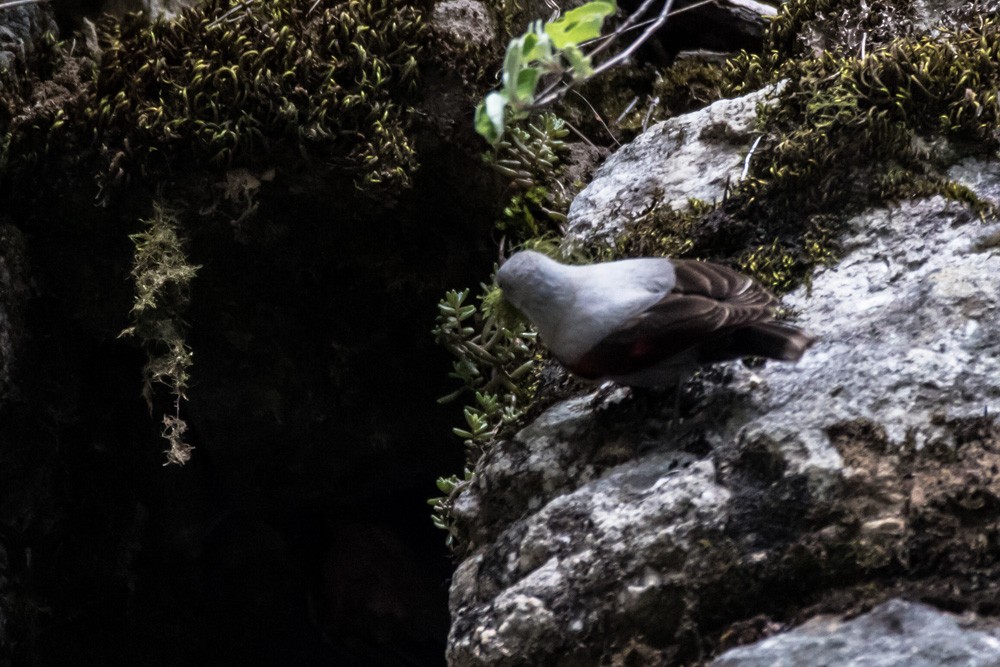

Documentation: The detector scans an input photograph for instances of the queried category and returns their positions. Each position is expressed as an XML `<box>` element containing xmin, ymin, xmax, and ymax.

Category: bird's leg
<box><xmin>670</xmin><ymin>374</ymin><xmax>683</xmax><ymax>430</ymax></box>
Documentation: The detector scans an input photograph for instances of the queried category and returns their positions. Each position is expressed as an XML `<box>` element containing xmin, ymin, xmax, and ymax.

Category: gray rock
<box><xmin>0</xmin><ymin>4</ymin><xmax>57</xmax><ymax>83</ymax></box>
<box><xmin>431</xmin><ymin>0</ymin><xmax>497</xmax><ymax>51</ymax></box>
<box><xmin>948</xmin><ymin>157</ymin><xmax>1000</xmax><ymax>206</ymax></box>
<box><xmin>448</xmin><ymin>456</ymin><xmax>728</xmax><ymax>666</ymax></box>
<box><xmin>564</xmin><ymin>85</ymin><xmax>781</xmax><ymax>246</ymax></box>
<box><xmin>702</xmin><ymin>196</ymin><xmax>1000</xmax><ymax>491</ymax></box>
<box><xmin>711</xmin><ymin>599</ymin><xmax>1000</xmax><ymax>666</ymax></box>
<box><xmin>92</xmin><ymin>0</ymin><xmax>201</xmax><ymax>19</ymax></box>
<box><xmin>448</xmin><ymin>186</ymin><xmax>1000</xmax><ymax>667</ymax></box>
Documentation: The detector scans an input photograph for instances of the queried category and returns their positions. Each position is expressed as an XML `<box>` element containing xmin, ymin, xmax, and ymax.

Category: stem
<box><xmin>531</xmin><ymin>0</ymin><xmax>676</xmax><ymax>110</ymax></box>
<box><xmin>0</xmin><ymin>0</ymin><xmax>50</xmax><ymax>10</ymax></box>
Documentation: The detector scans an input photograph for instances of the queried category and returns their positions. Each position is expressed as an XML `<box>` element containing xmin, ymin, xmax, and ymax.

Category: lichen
<box><xmin>120</xmin><ymin>203</ymin><xmax>199</xmax><ymax>465</ymax></box>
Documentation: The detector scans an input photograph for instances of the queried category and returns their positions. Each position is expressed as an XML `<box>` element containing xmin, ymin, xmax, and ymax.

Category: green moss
<box><xmin>3</xmin><ymin>0</ymin><xmax>427</xmax><ymax>200</ymax></box>
<box><xmin>99</xmin><ymin>0</ymin><xmax>423</xmax><ymax>193</ymax></box>
<box><xmin>615</xmin><ymin>198</ymin><xmax>715</xmax><ymax>260</ymax></box>
<box><xmin>617</xmin><ymin>59</ymin><xmax>731</xmax><ymax>133</ymax></box>
<box><xmin>618</xmin><ymin>14</ymin><xmax>1000</xmax><ymax>292</ymax></box>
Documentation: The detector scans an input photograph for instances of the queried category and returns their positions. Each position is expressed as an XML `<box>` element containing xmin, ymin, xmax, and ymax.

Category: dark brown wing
<box><xmin>568</xmin><ymin>260</ymin><xmax>804</xmax><ymax>380</ymax></box>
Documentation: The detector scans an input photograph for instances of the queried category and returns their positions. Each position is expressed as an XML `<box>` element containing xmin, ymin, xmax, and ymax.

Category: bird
<box><xmin>495</xmin><ymin>250</ymin><xmax>815</xmax><ymax>388</ymax></box>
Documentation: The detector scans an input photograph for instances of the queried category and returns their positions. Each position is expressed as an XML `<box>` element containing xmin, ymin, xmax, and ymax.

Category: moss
<box><xmin>616</xmin><ymin>58</ymin><xmax>731</xmax><ymax>133</ymax></box>
<box><xmin>616</xmin><ymin>14</ymin><xmax>1000</xmax><ymax>293</ymax></box>
<box><xmin>3</xmin><ymin>0</ymin><xmax>427</xmax><ymax>200</ymax></box>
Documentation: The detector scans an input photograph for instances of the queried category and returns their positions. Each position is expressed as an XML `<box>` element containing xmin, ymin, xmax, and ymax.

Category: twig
<box><xmin>583</xmin><ymin>0</ymin><xmax>723</xmax><ymax>53</ymax></box>
<box><xmin>588</xmin><ymin>0</ymin><xmax>658</xmax><ymax>59</ymax></box>
<box><xmin>530</xmin><ymin>0</ymin><xmax>661</xmax><ymax>108</ymax></box>
<box><xmin>642</xmin><ymin>95</ymin><xmax>659</xmax><ymax>131</ymax></box>
<box><xmin>562</xmin><ymin>118</ymin><xmax>598</xmax><ymax>150</ymax></box>
<box><xmin>616</xmin><ymin>96</ymin><xmax>640</xmax><ymax>123</ymax></box>
<box><xmin>0</xmin><ymin>0</ymin><xmax>50</xmax><ymax>10</ymax></box>
<box><xmin>571</xmin><ymin>90</ymin><xmax>620</xmax><ymax>147</ymax></box>
<box><xmin>306</xmin><ymin>0</ymin><xmax>322</xmax><ymax>16</ymax></box>
<box><xmin>206</xmin><ymin>0</ymin><xmax>252</xmax><ymax>28</ymax></box>
<box><xmin>532</xmin><ymin>0</ymin><xmax>676</xmax><ymax>109</ymax></box>
<box><xmin>587</xmin><ymin>0</ymin><xmax>675</xmax><ymax>81</ymax></box>
<box><xmin>741</xmin><ymin>135</ymin><xmax>763</xmax><ymax>179</ymax></box>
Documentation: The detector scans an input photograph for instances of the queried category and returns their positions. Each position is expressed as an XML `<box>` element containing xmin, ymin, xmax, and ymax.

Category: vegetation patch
<box><xmin>618</xmin><ymin>12</ymin><xmax>1000</xmax><ymax>291</ymax></box>
<box><xmin>2</xmin><ymin>0</ymin><xmax>427</xmax><ymax>201</ymax></box>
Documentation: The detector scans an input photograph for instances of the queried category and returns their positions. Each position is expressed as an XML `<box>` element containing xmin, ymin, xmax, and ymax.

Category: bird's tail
<box><xmin>736</xmin><ymin>322</ymin><xmax>816</xmax><ymax>361</ymax></box>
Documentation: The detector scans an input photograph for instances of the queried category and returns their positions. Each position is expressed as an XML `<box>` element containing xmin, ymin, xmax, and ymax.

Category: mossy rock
<box><xmin>3</xmin><ymin>0</ymin><xmax>428</xmax><ymax>202</ymax></box>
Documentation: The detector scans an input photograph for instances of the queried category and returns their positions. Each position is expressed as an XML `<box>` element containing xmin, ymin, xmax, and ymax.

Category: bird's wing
<box><xmin>567</xmin><ymin>260</ymin><xmax>778</xmax><ymax>379</ymax></box>
<box><xmin>670</xmin><ymin>259</ymin><xmax>776</xmax><ymax>309</ymax></box>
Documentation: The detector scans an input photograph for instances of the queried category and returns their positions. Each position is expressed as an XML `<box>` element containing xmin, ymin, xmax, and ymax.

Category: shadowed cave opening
<box><xmin>0</xmin><ymin>134</ymin><xmax>502</xmax><ymax>664</ymax></box>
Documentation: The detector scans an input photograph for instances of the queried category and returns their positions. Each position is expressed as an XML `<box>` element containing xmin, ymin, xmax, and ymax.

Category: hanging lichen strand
<box><xmin>121</xmin><ymin>204</ymin><xmax>200</xmax><ymax>465</ymax></box>
<box><xmin>82</xmin><ymin>0</ymin><xmax>423</xmax><ymax>198</ymax></box>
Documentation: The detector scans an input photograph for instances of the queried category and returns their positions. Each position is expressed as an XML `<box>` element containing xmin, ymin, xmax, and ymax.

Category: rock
<box><xmin>948</xmin><ymin>156</ymin><xmax>1000</xmax><ymax>206</ymax></box>
<box><xmin>84</xmin><ymin>1</ymin><xmax>201</xmax><ymax>19</ymax></box>
<box><xmin>564</xmin><ymin>85</ymin><xmax>781</xmax><ymax>246</ymax></box>
<box><xmin>448</xmin><ymin>456</ymin><xmax>729</xmax><ymax>666</ymax></box>
<box><xmin>702</xmin><ymin>196</ymin><xmax>1000</xmax><ymax>491</ymax></box>
<box><xmin>449</xmin><ymin>163</ymin><xmax>1000</xmax><ymax>666</ymax></box>
<box><xmin>660</xmin><ymin>0</ymin><xmax>777</xmax><ymax>55</ymax></box>
<box><xmin>430</xmin><ymin>0</ymin><xmax>497</xmax><ymax>51</ymax></box>
<box><xmin>711</xmin><ymin>599</ymin><xmax>1000</xmax><ymax>666</ymax></box>
<box><xmin>0</xmin><ymin>4</ymin><xmax>57</xmax><ymax>86</ymax></box>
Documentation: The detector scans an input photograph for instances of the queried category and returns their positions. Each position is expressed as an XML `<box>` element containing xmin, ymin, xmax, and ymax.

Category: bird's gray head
<box><xmin>495</xmin><ymin>250</ymin><xmax>572</xmax><ymax>323</ymax></box>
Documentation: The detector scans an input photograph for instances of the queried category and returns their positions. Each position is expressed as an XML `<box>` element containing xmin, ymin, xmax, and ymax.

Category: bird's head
<box><xmin>497</xmin><ymin>250</ymin><xmax>565</xmax><ymax>320</ymax></box>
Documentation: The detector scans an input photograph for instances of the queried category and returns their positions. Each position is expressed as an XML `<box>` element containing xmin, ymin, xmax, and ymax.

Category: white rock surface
<box><xmin>565</xmin><ymin>85</ymin><xmax>780</xmax><ymax>246</ymax></box>
<box><xmin>702</xmin><ymin>197</ymin><xmax>1000</xmax><ymax>490</ymax></box>
<box><xmin>712</xmin><ymin>599</ymin><xmax>1000</xmax><ymax>666</ymax></box>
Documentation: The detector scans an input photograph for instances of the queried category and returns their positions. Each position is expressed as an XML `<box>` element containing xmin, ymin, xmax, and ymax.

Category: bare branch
<box><xmin>588</xmin><ymin>0</ymin><xmax>659</xmax><ymax>59</ymax></box>
<box><xmin>531</xmin><ymin>0</ymin><xmax>676</xmax><ymax>109</ymax></box>
<box><xmin>741</xmin><ymin>135</ymin><xmax>763</xmax><ymax>179</ymax></box>
<box><xmin>586</xmin><ymin>0</ymin><xmax>676</xmax><ymax>82</ymax></box>
<box><xmin>0</xmin><ymin>0</ymin><xmax>51</xmax><ymax>10</ymax></box>
<box><xmin>570</xmin><ymin>90</ymin><xmax>621</xmax><ymax>147</ymax></box>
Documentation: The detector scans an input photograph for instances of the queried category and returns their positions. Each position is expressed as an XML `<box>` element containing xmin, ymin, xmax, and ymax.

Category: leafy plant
<box><xmin>475</xmin><ymin>0</ymin><xmax>617</xmax><ymax>144</ymax></box>
<box><xmin>429</xmin><ymin>284</ymin><xmax>537</xmax><ymax>547</ymax></box>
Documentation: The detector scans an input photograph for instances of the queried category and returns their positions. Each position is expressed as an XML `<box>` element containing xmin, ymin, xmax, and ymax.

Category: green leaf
<box><xmin>515</xmin><ymin>67</ymin><xmax>540</xmax><ymax>104</ymax></box>
<box><xmin>544</xmin><ymin>0</ymin><xmax>616</xmax><ymax>50</ymax></box>
<box><xmin>521</xmin><ymin>29</ymin><xmax>553</xmax><ymax>63</ymax></box>
<box><xmin>502</xmin><ymin>35</ymin><xmax>526</xmax><ymax>94</ymax></box>
<box><xmin>562</xmin><ymin>44</ymin><xmax>593</xmax><ymax>78</ymax></box>
<box><xmin>475</xmin><ymin>91</ymin><xmax>508</xmax><ymax>144</ymax></box>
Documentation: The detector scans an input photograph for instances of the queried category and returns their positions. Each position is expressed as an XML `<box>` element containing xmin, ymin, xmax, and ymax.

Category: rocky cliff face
<box><xmin>445</xmin><ymin>1</ymin><xmax>1000</xmax><ymax>665</ymax></box>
